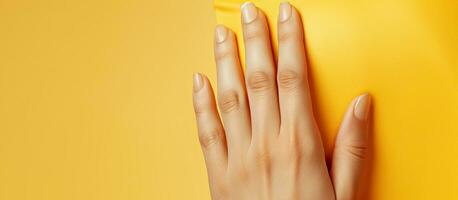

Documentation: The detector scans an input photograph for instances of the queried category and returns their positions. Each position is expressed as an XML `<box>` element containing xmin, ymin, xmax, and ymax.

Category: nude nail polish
<box><xmin>354</xmin><ymin>93</ymin><xmax>371</xmax><ymax>121</ymax></box>
<box><xmin>279</xmin><ymin>2</ymin><xmax>292</xmax><ymax>22</ymax></box>
<box><xmin>193</xmin><ymin>73</ymin><xmax>203</xmax><ymax>92</ymax></box>
<box><xmin>215</xmin><ymin>25</ymin><xmax>228</xmax><ymax>43</ymax></box>
<box><xmin>241</xmin><ymin>2</ymin><xmax>258</xmax><ymax>24</ymax></box>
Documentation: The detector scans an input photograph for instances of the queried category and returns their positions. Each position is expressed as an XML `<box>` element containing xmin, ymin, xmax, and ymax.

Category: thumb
<box><xmin>331</xmin><ymin>94</ymin><xmax>371</xmax><ymax>200</ymax></box>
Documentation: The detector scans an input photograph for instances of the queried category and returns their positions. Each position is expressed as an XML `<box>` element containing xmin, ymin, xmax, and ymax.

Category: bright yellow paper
<box><xmin>0</xmin><ymin>0</ymin><xmax>217</xmax><ymax>199</ymax></box>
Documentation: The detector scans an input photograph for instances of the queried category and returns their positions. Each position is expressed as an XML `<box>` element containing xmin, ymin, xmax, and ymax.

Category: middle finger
<box><xmin>241</xmin><ymin>2</ymin><xmax>280</xmax><ymax>141</ymax></box>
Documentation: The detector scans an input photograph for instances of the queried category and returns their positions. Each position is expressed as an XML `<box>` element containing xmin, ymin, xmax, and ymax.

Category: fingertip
<box><xmin>215</xmin><ymin>25</ymin><xmax>228</xmax><ymax>44</ymax></box>
<box><xmin>241</xmin><ymin>1</ymin><xmax>258</xmax><ymax>24</ymax></box>
<box><xmin>335</xmin><ymin>94</ymin><xmax>371</xmax><ymax>142</ymax></box>
<box><xmin>192</xmin><ymin>73</ymin><xmax>215</xmax><ymax>115</ymax></box>
<box><xmin>278</xmin><ymin>2</ymin><xmax>292</xmax><ymax>23</ymax></box>
<box><xmin>354</xmin><ymin>93</ymin><xmax>371</xmax><ymax>121</ymax></box>
<box><xmin>193</xmin><ymin>72</ymin><xmax>204</xmax><ymax>93</ymax></box>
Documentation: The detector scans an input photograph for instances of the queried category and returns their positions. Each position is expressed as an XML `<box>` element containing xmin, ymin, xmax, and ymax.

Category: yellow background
<box><xmin>1</xmin><ymin>0</ymin><xmax>215</xmax><ymax>199</ymax></box>
<box><xmin>0</xmin><ymin>0</ymin><xmax>457</xmax><ymax>200</ymax></box>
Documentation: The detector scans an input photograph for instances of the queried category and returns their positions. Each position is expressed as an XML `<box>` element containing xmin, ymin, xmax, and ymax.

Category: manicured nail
<box><xmin>279</xmin><ymin>2</ymin><xmax>292</xmax><ymax>22</ymax></box>
<box><xmin>354</xmin><ymin>93</ymin><xmax>371</xmax><ymax>121</ymax></box>
<box><xmin>193</xmin><ymin>73</ymin><xmax>203</xmax><ymax>92</ymax></box>
<box><xmin>215</xmin><ymin>25</ymin><xmax>228</xmax><ymax>43</ymax></box>
<box><xmin>241</xmin><ymin>2</ymin><xmax>258</xmax><ymax>24</ymax></box>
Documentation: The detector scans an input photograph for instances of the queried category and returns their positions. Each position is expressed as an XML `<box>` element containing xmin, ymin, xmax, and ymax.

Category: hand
<box><xmin>192</xmin><ymin>2</ymin><xmax>371</xmax><ymax>200</ymax></box>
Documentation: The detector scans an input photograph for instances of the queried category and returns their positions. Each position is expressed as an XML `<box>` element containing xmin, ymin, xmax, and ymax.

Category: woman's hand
<box><xmin>192</xmin><ymin>2</ymin><xmax>371</xmax><ymax>199</ymax></box>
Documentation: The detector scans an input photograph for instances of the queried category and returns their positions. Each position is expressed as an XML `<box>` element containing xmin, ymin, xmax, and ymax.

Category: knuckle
<box><xmin>288</xmin><ymin>136</ymin><xmax>309</xmax><ymax>162</ymax></box>
<box><xmin>193</xmin><ymin>97</ymin><xmax>208</xmax><ymax>116</ymax></box>
<box><xmin>278</xmin><ymin>69</ymin><xmax>302</xmax><ymax>91</ymax></box>
<box><xmin>199</xmin><ymin>128</ymin><xmax>223</xmax><ymax>150</ymax></box>
<box><xmin>212</xmin><ymin>183</ymin><xmax>229</xmax><ymax>199</ymax></box>
<box><xmin>278</xmin><ymin>144</ymin><xmax>302</xmax><ymax>165</ymax></box>
<box><xmin>286</xmin><ymin>148</ymin><xmax>301</xmax><ymax>164</ymax></box>
<box><xmin>287</xmin><ymin>132</ymin><xmax>321</xmax><ymax>162</ymax></box>
<box><xmin>228</xmin><ymin>166</ymin><xmax>249</xmax><ymax>184</ymax></box>
<box><xmin>253</xmin><ymin>147</ymin><xmax>271</xmax><ymax>167</ymax></box>
<box><xmin>278</xmin><ymin>23</ymin><xmax>302</xmax><ymax>42</ymax></box>
<box><xmin>218</xmin><ymin>90</ymin><xmax>240</xmax><ymax>113</ymax></box>
<box><xmin>214</xmin><ymin>48</ymin><xmax>235</xmax><ymax>63</ymax></box>
<box><xmin>338</xmin><ymin>143</ymin><xmax>368</xmax><ymax>160</ymax></box>
<box><xmin>280</xmin><ymin>125</ymin><xmax>324</xmax><ymax>163</ymax></box>
<box><xmin>247</xmin><ymin>71</ymin><xmax>272</xmax><ymax>92</ymax></box>
<box><xmin>298</xmin><ymin>142</ymin><xmax>321</xmax><ymax>162</ymax></box>
<box><xmin>278</xmin><ymin>31</ymin><xmax>295</xmax><ymax>42</ymax></box>
<box><xmin>244</xmin><ymin>26</ymin><xmax>265</xmax><ymax>42</ymax></box>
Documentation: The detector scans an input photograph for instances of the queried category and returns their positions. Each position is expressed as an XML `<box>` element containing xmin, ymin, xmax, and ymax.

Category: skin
<box><xmin>192</xmin><ymin>2</ymin><xmax>372</xmax><ymax>200</ymax></box>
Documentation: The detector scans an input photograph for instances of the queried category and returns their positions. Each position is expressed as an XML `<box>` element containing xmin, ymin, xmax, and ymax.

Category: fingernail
<box><xmin>215</xmin><ymin>25</ymin><xmax>228</xmax><ymax>43</ymax></box>
<box><xmin>354</xmin><ymin>93</ymin><xmax>371</xmax><ymax>121</ymax></box>
<box><xmin>193</xmin><ymin>73</ymin><xmax>203</xmax><ymax>92</ymax></box>
<box><xmin>279</xmin><ymin>2</ymin><xmax>292</xmax><ymax>22</ymax></box>
<box><xmin>241</xmin><ymin>2</ymin><xmax>258</xmax><ymax>24</ymax></box>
